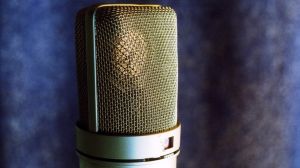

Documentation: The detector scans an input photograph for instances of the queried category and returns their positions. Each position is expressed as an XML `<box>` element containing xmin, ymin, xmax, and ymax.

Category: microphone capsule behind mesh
<box><xmin>75</xmin><ymin>4</ymin><xmax>180</xmax><ymax>168</ymax></box>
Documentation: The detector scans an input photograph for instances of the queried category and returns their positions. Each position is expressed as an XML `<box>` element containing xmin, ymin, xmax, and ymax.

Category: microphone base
<box><xmin>78</xmin><ymin>154</ymin><xmax>178</xmax><ymax>168</ymax></box>
<box><xmin>76</xmin><ymin>124</ymin><xmax>181</xmax><ymax>168</ymax></box>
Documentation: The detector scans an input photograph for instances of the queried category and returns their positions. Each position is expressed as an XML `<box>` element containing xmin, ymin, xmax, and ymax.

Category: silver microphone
<box><xmin>75</xmin><ymin>4</ymin><xmax>180</xmax><ymax>168</ymax></box>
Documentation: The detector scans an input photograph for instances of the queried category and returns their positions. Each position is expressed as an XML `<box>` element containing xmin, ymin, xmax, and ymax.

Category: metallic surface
<box><xmin>76</xmin><ymin>8</ymin><xmax>90</xmax><ymax>131</ymax></box>
<box><xmin>78</xmin><ymin>153</ymin><xmax>178</xmax><ymax>168</ymax></box>
<box><xmin>76</xmin><ymin>124</ymin><xmax>180</xmax><ymax>160</ymax></box>
<box><xmin>75</xmin><ymin>4</ymin><xmax>179</xmax><ymax>168</ymax></box>
<box><xmin>95</xmin><ymin>5</ymin><xmax>178</xmax><ymax>135</ymax></box>
<box><xmin>75</xmin><ymin>4</ymin><xmax>178</xmax><ymax>135</ymax></box>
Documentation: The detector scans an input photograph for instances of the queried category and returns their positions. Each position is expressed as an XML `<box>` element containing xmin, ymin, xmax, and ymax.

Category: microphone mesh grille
<box><xmin>95</xmin><ymin>6</ymin><xmax>177</xmax><ymax>135</ymax></box>
<box><xmin>75</xmin><ymin>9</ymin><xmax>89</xmax><ymax>128</ymax></box>
<box><xmin>76</xmin><ymin>5</ymin><xmax>178</xmax><ymax>135</ymax></box>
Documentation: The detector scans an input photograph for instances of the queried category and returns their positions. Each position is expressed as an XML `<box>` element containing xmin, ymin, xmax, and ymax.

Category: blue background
<box><xmin>1</xmin><ymin>0</ymin><xmax>300</xmax><ymax>168</ymax></box>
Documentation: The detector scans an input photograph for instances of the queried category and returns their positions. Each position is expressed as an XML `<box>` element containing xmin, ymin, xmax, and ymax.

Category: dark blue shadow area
<box><xmin>1</xmin><ymin>0</ymin><xmax>300</xmax><ymax>168</ymax></box>
<box><xmin>0</xmin><ymin>0</ymin><xmax>5</xmax><ymax>162</ymax></box>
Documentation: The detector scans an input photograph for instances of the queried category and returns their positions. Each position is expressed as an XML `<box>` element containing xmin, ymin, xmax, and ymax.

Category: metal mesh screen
<box><xmin>95</xmin><ymin>6</ymin><xmax>177</xmax><ymax>135</ymax></box>
<box><xmin>76</xmin><ymin>5</ymin><xmax>178</xmax><ymax>135</ymax></box>
<box><xmin>75</xmin><ymin>10</ymin><xmax>89</xmax><ymax>129</ymax></box>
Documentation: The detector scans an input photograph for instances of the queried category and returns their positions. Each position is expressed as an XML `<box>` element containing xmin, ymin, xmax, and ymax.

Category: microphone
<box><xmin>75</xmin><ymin>4</ymin><xmax>180</xmax><ymax>168</ymax></box>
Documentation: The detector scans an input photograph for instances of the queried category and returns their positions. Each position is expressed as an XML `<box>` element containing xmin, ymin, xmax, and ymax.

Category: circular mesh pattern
<box><xmin>95</xmin><ymin>6</ymin><xmax>178</xmax><ymax>135</ymax></box>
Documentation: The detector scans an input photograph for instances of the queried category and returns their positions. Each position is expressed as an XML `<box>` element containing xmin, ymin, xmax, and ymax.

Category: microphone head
<box><xmin>75</xmin><ymin>4</ymin><xmax>178</xmax><ymax>135</ymax></box>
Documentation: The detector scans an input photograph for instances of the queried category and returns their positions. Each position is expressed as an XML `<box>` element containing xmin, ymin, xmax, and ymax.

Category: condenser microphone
<box><xmin>75</xmin><ymin>4</ymin><xmax>180</xmax><ymax>168</ymax></box>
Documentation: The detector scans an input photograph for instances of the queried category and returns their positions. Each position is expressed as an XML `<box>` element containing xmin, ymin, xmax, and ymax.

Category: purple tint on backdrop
<box><xmin>0</xmin><ymin>0</ymin><xmax>300</xmax><ymax>168</ymax></box>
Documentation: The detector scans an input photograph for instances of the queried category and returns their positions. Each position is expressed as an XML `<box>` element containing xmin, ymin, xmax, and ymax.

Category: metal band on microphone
<box><xmin>76</xmin><ymin>124</ymin><xmax>181</xmax><ymax>161</ymax></box>
<box><xmin>78</xmin><ymin>153</ymin><xmax>178</xmax><ymax>168</ymax></box>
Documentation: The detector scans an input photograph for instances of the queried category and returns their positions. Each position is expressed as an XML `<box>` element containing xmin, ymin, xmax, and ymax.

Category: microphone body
<box><xmin>75</xmin><ymin>4</ymin><xmax>180</xmax><ymax>168</ymax></box>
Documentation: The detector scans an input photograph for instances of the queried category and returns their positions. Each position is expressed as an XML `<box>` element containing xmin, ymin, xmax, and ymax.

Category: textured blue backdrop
<box><xmin>1</xmin><ymin>0</ymin><xmax>300</xmax><ymax>168</ymax></box>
